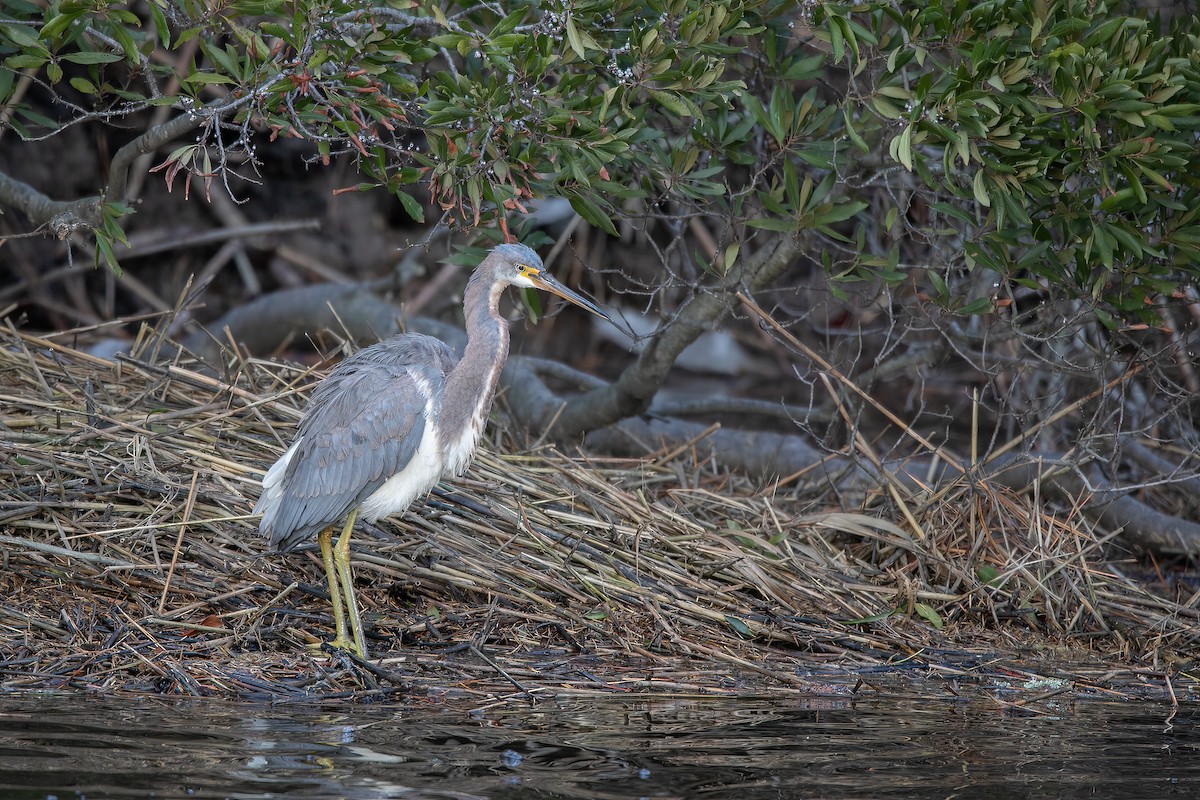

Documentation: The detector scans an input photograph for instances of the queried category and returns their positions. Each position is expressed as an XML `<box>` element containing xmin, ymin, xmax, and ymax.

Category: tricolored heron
<box><xmin>255</xmin><ymin>243</ymin><xmax>610</xmax><ymax>657</ymax></box>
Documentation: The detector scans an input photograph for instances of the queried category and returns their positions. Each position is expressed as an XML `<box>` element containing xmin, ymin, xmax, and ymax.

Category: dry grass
<box><xmin>0</xmin><ymin>324</ymin><xmax>1196</xmax><ymax>704</ymax></box>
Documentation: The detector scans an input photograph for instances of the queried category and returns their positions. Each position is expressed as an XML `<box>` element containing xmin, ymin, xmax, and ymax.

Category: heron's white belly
<box><xmin>443</xmin><ymin>408</ymin><xmax>486</xmax><ymax>478</ymax></box>
<box><xmin>358</xmin><ymin>413</ymin><xmax>444</xmax><ymax>523</ymax></box>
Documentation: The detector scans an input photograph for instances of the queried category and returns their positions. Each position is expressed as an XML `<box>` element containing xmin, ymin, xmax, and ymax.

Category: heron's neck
<box><xmin>437</xmin><ymin>270</ymin><xmax>509</xmax><ymax>465</ymax></box>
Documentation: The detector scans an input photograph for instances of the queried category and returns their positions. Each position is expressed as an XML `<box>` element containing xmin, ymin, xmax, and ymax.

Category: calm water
<box><xmin>0</xmin><ymin>692</ymin><xmax>1195</xmax><ymax>799</ymax></box>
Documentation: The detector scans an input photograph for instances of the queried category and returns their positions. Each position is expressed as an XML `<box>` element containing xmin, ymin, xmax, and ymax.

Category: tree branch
<box><xmin>106</xmin><ymin>106</ymin><xmax>211</xmax><ymax>205</ymax></box>
<box><xmin>538</xmin><ymin>232</ymin><xmax>809</xmax><ymax>439</ymax></box>
<box><xmin>0</xmin><ymin>105</ymin><xmax>211</xmax><ymax>238</ymax></box>
<box><xmin>0</xmin><ymin>170</ymin><xmax>102</xmax><ymax>236</ymax></box>
<box><xmin>986</xmin><ymin>456</ymin><xmax>1200</xmax><ymax>556</ymax></box>
<box><xmin>180</xmin><ymin>283</ymin><xmax>406</xmax><ymax>366</ymax></box>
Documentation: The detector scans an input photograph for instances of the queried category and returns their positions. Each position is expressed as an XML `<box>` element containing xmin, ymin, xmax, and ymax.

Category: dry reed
<box><xmin>0</xmin><ymin>325</ymin><xmax>1194</xmax><ymax>703</ymax></box>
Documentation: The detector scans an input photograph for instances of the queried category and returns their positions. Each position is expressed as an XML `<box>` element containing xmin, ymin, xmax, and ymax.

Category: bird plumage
<box><xmin>253</xmin><ymin>243</ymin><xmax>609</xmax><ymax>657</ymax></box>
<box><xmin>256</xmin><ymin>334</ymin><xmax>458</xmax><ymax>551</ymax></box>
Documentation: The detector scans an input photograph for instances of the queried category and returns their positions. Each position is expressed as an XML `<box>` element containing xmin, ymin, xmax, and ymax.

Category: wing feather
<box><xmin>258</xmin><ymin>334</ymin><xmax>457</xmax><ymax>551</ymax></box>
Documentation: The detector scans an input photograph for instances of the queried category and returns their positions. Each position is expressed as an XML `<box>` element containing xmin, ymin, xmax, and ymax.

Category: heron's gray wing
<box><xmin>259</xmin><ymin>334</ymin><xmax>457</xmax><ymax>551</ymax></box>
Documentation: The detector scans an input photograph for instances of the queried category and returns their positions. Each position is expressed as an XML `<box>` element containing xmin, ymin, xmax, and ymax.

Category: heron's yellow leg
<box><xmin>333</xmin><ymin>507</ymin><xmax>369</xmax><ymax>658</ymax></box>
<box><xmin>318</xmin><ymin>525</ymin><xmax>358</xmax><ymax>655</ymax></box>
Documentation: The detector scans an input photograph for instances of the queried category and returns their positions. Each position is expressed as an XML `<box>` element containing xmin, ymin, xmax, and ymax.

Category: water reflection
<box><xmin>0</xmin><ymin>693</ymin><xmax>1195</xmax><ymax>799</ymax></box>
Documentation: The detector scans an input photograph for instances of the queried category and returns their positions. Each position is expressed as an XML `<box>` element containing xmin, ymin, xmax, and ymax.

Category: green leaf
<box><xmin>870</xmin><ymin>96</ymin><xmax>902</xmax><ymax>120</ymax></box>
<box><xmin>428</xmin><ymin>33</ymin><xmax>466</xmax><ymax>48</ymax></box>
<box><xmin>109</xmin><ymin>23</ymin><xmax>141</xmax><ymax>62</ymax></box>
<box><xmin>568</xmin><ymin>194</ymin><xmax>618</xmax><ymax>236</ymax></box>
<box><xmin>958</xmin><ymin>297</ymin><xmax>993</xmax><ymax>315</ymax></box>
<box><xmin>94</xmin><ymin>233</ymin><xmax>123</xmax><ymax>276</ymax></box>
<box><xmin>975</xmin><ymin>564</ymin><xmax>1002</xmax><ymax>587</ymax></box>
<box><xmin>914</xmin><ymin>603</ymin><xmax>943</xmax><ymax>630</ymax></box>
<box><xmin>648</xmin><ymin>88</ymin><xmax>695</xmax><ymax>117</ymax></box>
<box><xmin>40</xmin><ymin>13</ymin><xmax>80</xmax><ymax>40</ymax></box>
<box><xmin>930</xmin><ymin>202</ymin><xmax>975</xmax><ymax>225</ymax></box>
<box><xmin>743</xmin><ymin>95</ymin><xmax>781</xmax><ymax>142</ymax></box>
<box><xmin>746</xmin><ymin>216</ymin><xmax>799</xmax><ymax>232</ymax></box>
<box><xmin>927</xmin><ymin>270</ymin><xmax>948</xmax><ymax>300</ymax></box>
<box><xmin>724</xmin><ymin>615</ymin><xmax>753</xmax><ymax>638</ymax></box>
<box><xmin>1092</xmin><ymin>224</ymin><xmax>1114</xmax><ymax>269</ymax></box>
<box><xmin>60</xmin><ymin>51</ymin><xmax>125</xmax><ymax>65</ymax></box>
<box><xmin>396</xmin><ymin>190</ymin><xmax>425</xmax><ymax>223</ymax></box>
<box><xmin>176</xmin><ymin>27</ymin><xmax>204</xmax><ymax>46</ymax></box>
<box><xmin>564</xmin><ymin>17</ymin><xmax>596</xmax><ymax>59</ymax></box>
<box><xmin>260</xmin><ymin>22</ymin><xmax>289</xmax><ymax>40</ymax></box>
<box><xmin>722</xmin><ymin>242</ymin><xmax>740</xmax><ymax>273</ymax></box>
<box><xmin>148</xmin><ymin>2</ymin><xmax>171</xmax><ymax>47</ymax></box>
<box><xmin>877</xmin><ymin>84</ymin><xmax>912</xmax><ymax>101</ymax></box>
<box><xmin>185</xmin><ymin>72</ymin><xmax>236</xmax><ymax>85</ymax></box>
<box><xmin>894</xmin><ymin>124</ymin><xmax>913</xmax><ymax>171</ymax></box>
<box><xmin>972</xmin><ymin>170</ymin><xmax>991</xmax><ymax>207</ymax></box>
<box><xmin>1134</xmin><ymin>162</ymin><xmax>1174</xmax><ymax>192</ymax></box>
<box><xmin>14</xmin><ymin>106</ymin><xmax>57</xmax><ymax>128</ymax></box>
<box><xmin>814</xmin><ymin>200</ymin><xmax>867</xmax><ymax>225</ymax></box>
<box><xmin>4</xmin><ymin>54</ymin><xmax>48</xmax><ymax>70</ymax></box>
<box><xmin>69</xmin><ymin>76</ymin><xmax>98</xmax><ymax>94</ymax></box>
<box><xmin>828</xmin><ymin>15</ymin><xmax>845</xmax><ymax>63</ymax></box>
<box><xmin>842</xmin><ymin>108</ymin><xmax>868</xmax><ymax>152</ymax></box>
<box><xmin>205</xmin><ymin>43</ymin><xmax>239</xmax><ymax>78</ymax></box>
<box><xmin>4</xmin><ymin>23</ymin><xmax>45</xmax><ymax>48</ymax></box>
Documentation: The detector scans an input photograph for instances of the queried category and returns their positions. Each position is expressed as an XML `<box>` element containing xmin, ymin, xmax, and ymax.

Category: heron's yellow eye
<box><xmin>518</xmin><ymin>264</ymin><xmax>538</xmax><ymax>278</ymax></box>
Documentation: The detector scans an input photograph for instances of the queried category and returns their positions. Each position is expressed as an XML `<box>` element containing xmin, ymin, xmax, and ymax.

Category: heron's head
<box><xmin>488</xmin><ymin>243</ymin><xmax>611</xmax><ymax>321</ymax></box>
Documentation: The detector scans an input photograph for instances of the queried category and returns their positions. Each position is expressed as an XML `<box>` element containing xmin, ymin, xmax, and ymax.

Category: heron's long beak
<box><xmin>530</xmin><ymin>271</ymin><xmax>611</xmax><ymax>321</ymax></box>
